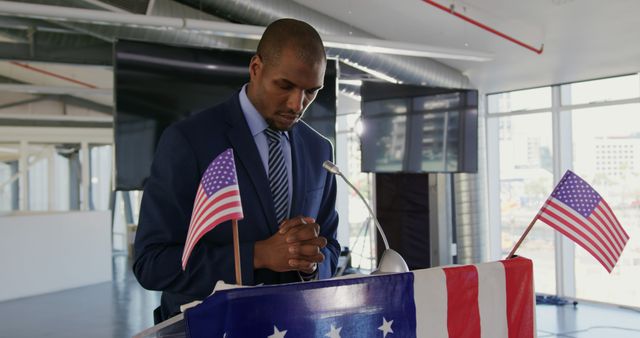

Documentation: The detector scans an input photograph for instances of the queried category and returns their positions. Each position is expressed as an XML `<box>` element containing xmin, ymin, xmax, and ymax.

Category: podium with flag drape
<box><xmin>135</xmin><ymin>257</ymin><xmax>535</xmax><ymax>338</ymax></box>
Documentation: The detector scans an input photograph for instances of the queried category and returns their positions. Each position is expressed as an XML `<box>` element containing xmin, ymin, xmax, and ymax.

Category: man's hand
<box><xmin>253</xmin><ymin>216</ymin><xmax>327</xmax><ymax>274</ymax></box>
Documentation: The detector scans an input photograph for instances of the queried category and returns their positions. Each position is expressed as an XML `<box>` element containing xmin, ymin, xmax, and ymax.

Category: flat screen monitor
<box><xmin>114</xmin><ymin>40</ymin><xmax>337</xmax><ymax>190</ymax></box>
<box><xmin>360</xmin><ymin>82</ymin><xmax>478</xmax><ymax>173</ymax></box>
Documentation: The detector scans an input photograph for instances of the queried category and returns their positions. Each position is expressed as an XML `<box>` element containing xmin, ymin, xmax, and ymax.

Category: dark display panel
<box><xmin>360</xmin><ymin>82</ymin><xmax>478</xmax><ymax>173</ymax></box>
<box><xmin>114</xmin><ymin>40</ymin><xmax>336</xmax><ymax>190</ymax></box>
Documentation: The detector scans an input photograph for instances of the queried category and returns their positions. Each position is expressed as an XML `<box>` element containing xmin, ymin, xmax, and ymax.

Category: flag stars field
<box><xmin>378</xmin><ymin>317</ymin><xmax>394</xmax><ymax>337</ymax></box>
<box><xmin>267</xmin><ymin>325</ymin><xmax>287</xmax><ymax>338</ymax></box>
<box><xmin>325</xmin><ymin>324</ymin><xmax>342</xmax><ymax>338</ymax></box>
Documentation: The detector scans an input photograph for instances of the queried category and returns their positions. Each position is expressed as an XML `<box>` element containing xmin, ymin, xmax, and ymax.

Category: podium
<box><xmin>134</xmin><ymin>257</ymin><xmax>534</xmax><ymax>338</ymax></box>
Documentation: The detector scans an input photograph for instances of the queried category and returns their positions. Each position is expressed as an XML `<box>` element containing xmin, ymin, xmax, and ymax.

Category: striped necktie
<box><xmin>265</xmin><ymin>128</ymin><xmax>289</xmax><ymax>224</ymax></box>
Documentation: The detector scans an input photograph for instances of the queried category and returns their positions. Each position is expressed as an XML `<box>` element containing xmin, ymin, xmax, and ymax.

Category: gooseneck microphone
<box><xmin>323</xmin><ymin>160</ymin><xmax>409</xmax><ymax>274</ymax></box>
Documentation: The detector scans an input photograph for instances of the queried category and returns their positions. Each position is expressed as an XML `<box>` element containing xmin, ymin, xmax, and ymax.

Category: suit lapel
<box><xmin>223</xmin><ymin>97</ymin><xmax>277</xmax><ymax>232</ymax></box>
<box><xmin>289</xmin><ymin>125</ymin><xmax>307</xmax><ymax>218</ymax></box>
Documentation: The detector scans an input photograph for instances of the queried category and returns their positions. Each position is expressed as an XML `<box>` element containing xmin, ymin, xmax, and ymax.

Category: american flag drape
<box><xmin>185</xmin><ymin>258</ymin><xmax>536</xmax><ymax>338</ymax></box>
<box><xmin>181</xmin><ymin>148</ymin><xmax>244</xmax><ymax>270</ymax></box>
<box><xmin>537</xmin><ymin>170</ymin><xmax>629</xmax><ymax>273</ymax></box>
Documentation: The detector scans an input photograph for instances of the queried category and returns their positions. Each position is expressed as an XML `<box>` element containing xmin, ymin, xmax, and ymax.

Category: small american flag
<box><xmin>537</xmin><ymin>170</ymin><xmax>629</xmax><ymax>272</ymax></box>
<box><xmin>181</xmin><ymin>148</ymin><xmax>244</xmax><ymax>270</ymax></box>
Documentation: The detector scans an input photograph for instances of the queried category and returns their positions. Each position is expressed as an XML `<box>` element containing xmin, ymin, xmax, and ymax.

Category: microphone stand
<box><xmin>323</xmin><ymin>161</ymin><xmax>409</xmax><ymax>274</ymax></box>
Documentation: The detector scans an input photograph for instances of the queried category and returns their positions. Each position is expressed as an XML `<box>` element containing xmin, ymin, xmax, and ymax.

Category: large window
<box><xmin>487</xmin><ymin>73</ymin><xmax>640</xmax><ymax>307</ymax></box>
<box><xmin>498</xmin><ymin>113</ymin><xmax>556</xmax><ymax>294</ymax></box>
<box><xmin>0</xmin><ymin>128</ymin><xmax>112</xmax><ymax>212</ymax></box>
<box><xmin>0</xmin><ymin>143</ymin><xmax>19</xmax><ymax>212</ymax></box>
<box><xmin>564</xmin><ymin>75</ymin><xmax>640</xmax><ymax>307</ymax></box>
<box><xmin>345</xmin><ymin>112</ymin><xmax>376</xmax><ymax>271</ymax></box>
<box><xmin>89</xmin><ymin>144</ymin><xmax>113</xmax><ymax>211</ymax></box>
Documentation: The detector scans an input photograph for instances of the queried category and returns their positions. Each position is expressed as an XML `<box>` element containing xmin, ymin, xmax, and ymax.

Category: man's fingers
<box><xmin>278</xmin><ymin>216</ymin><xmax>315</xmax><ymax>234</ymax></box>
<box><xmin>316</xmin><ymin>236</ymin><xmax>327</xmax><ymax>249</ymax></box>
<box><xmin>299</xmin><ymin>263</ymin><xmax>317</xmax><ymax>275</ymax></box>
<box><xmin>297</xmin><ymin>251</ymin><xmax>325</xmax><ymax>263</ymax></box>
<box><xmin>285</xmin><ymin>224</ymin><xmax>320</xmax><ymax>242</ymax></box>
<box><xmin>288</xmin><ymin>254</ymin><xmax>324</xmax><ymax>270</ymax></box>
<box><xmin>288</xmin><ymin>241</ymin><xmax>327</xmax><ymax>256</ymax></box>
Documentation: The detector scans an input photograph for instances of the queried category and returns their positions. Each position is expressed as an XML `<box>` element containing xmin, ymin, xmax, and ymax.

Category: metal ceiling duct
<box><xmin>186</xmin><ymin>0</ymin><xmax>470</xmax><ymax>88</ymax></box>
<box><xmin>7</xmin><ymin>0</ymin><xmax>469</xmax><ymax>87</ymax></box>
<box><xmin>9</xmin><ymin>0</ymin><xmax>256</xmax><ymax>53</ymax></box>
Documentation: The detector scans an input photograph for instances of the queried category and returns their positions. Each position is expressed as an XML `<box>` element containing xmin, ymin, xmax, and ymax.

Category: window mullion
<box><xmin>552</xmin><ymin>84</ymin><xmax>576</xmax><ymax>298</ymax></box>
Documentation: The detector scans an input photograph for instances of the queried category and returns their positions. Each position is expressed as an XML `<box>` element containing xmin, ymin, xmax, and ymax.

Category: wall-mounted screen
<box><xmin>360</xmin><ymin>82</ymin><xmax>478</xmax><ymax>173</ymax></box>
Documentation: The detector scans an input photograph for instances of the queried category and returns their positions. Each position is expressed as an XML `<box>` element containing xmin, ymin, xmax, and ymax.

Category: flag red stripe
<box><xmin>184</xmin><ymin>185</ymin><xmax>206</xmax><ymax>250</ymax></box>
<box><xmin>503</xmin><ymin>257</ymin><xmax>534</xmax><ymax>338</ymax></box>
<box><xmin>190</xmin><ymin>189</ymin><xmax>241</xmax><ymax>231</ymax></box>
<box><xmin>540</xmin><ymin>202</ymin><xmax>615</xmax><ymax>270</ymax></box>
<box><xmin>546</xmin><ymin>199</ymin><xmax>619</xmax><ymax>262</ymax></box>
<box><xmin>190</xmin><ymin>184</ymin><xmax>207</xmax><ymax>224</ymax></box>
<box><xmin>182</xmin><ymin>208</ymin><xmax>242</xmax><ymax>269</ymax></box>
<box><xmin>599</xmin><ymin>200</ymin><xmax>630</xmax><ymax>241</ymax></box>
<box><xmin>538</xmin><ymin>213</ymin><xmax>613</xmax><ymax>272</ymax></box>
<box><xmin>182</xmin><ymin>211</ymin><xmax>243</xmax><ymax>269</ymax></box>
<box><xmin>194</xmin><ymin>201</ymin><xmax>242</xmax><ymax>238</ymax></box>
<box><xmin>589</xmin><ymin>207</ymin><xmax>624</xmax><ymax>254</ymax></box>
<box><xmin>185</xmin><ymin>195</ymin><xmax>242</xmax><ymax>257</ymax></box>
<box><xmin>183</xmin><ymin>186</ymin><xmax>243</xmax><ymax>269</ymax></box>
<box><xmin>190</xmin><ymin>192</ymin><xmax>241</xmax><ymax>240</ymax></box>
<box><xmin>444</xmin><ymin>265</ymin><xmax>481</xmax><ymax>338</ymax></box>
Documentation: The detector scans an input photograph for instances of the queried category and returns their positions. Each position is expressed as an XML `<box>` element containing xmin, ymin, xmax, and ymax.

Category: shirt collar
<box><xmin>239</xmin><ymin>84</ymin><xmax>290</xmax><ymax>140</ymax></box>
<box><xmin>239</xmin><ymin>84</ymin><xmax>268</xmax><ymax>137</ymax></box>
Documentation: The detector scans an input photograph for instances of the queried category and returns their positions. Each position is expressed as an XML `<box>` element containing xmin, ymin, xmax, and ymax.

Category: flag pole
<box><xmin>232</xmin><ymin>219</ymin><xmax>242</xmax><ymax>285</ymax></box>
<box><xmin>506</xmin><ymin>215</ymin><xmax>539</xmax><ymax>259</ymax></box>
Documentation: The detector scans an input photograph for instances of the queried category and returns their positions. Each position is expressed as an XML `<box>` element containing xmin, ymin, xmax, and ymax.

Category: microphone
<box><xmin>323</xmin><ymin>160</ymin><xmax>409</xmax><ymax>274</ymax></box>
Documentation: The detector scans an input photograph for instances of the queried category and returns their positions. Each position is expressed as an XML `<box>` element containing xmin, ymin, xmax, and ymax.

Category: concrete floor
<box><xmin>0</xmin><ymin>254</ymin><xmax>160</xmax><ymax>338</ymax></box>
<box><xmin>0</xmin><ymin>255</ymin><xmax>639</xmax><ymax>338</ymax></box>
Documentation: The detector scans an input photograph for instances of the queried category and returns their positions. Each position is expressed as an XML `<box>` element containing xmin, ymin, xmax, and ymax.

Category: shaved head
<box><xmin>247</xmin><ymin>18</ymin><xmax>326</xmax><ymax>131</ymax></box>
<box><xmin>257</xmin><ymin>18</ymin><xmax>326</xmax><ymax>67</ymax></box>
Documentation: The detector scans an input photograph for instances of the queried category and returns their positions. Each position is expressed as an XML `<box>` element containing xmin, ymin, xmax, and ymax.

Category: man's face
<box><xmin>248</xmin><ymin>47</ymin><xmax>325</xmax><ymax>131</ymax></box>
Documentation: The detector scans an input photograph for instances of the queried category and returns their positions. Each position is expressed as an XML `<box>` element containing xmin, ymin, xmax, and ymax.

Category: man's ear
<box><xmin>249</xmin><ymin>54</ymin><xmax>262</xmax><ymax>79</ymax></box>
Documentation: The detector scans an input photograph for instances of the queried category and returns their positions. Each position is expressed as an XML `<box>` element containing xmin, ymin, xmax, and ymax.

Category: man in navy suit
<box><xmin>133</xmin><ymin>18</ymin><xmax>341</xmax><ymax>323</ymax></box>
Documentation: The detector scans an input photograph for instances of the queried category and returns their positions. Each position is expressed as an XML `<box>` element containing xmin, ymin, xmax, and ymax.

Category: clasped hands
<box><xmin>254</xmin><ymin>216</ymin><xmax>327</xmax><ymax>274</ymax></box>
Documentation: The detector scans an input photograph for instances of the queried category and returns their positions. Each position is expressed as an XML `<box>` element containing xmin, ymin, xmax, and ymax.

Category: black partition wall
<box><xmin>114</xmin><ymin>40</ymin><xmax>337</xmax><ymax>190</ymax></box>
<box><xmin>360</xmin><ymin>82</ymin><xmax>478</xmax><ymax>174</ymax></box>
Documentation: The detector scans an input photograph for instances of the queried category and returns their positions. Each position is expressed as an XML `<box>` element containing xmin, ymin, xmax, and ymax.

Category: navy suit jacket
<box><xmin>133</xmin><ymin>94</ymin><xmax>340</xmax><ymax>321</ymax></box>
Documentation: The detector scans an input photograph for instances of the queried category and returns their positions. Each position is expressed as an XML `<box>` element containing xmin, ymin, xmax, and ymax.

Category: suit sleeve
<box><xmin>133</xmin><ymin>125</ymin><xmax>255</xmax><ymax>299</ymax></box>
<box><xmin>316</xmin><ymin>143</ymin><xmax>341</xmax><ymax>279</ymax></box>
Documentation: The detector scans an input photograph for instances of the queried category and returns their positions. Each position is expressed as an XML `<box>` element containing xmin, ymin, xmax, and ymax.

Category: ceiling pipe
<box><xmin>193</xmin><ymin>0</ymin><xmax>472</xmax><ymax>88</ymax></box>
<box><xmin>9</xmin><ymin>61</ymin><xmax>98</xmax><ymax>88</ymax></box>
<box><xmin>0</xmin><ymin>83</ymin><xmax>110</xmax><ymax>96</ymax></box>
<box><xmin>0</xmin><ymin>1</ymin><xmax>490</xmax><ymax>61</ymax></box>
<box><xmin>0</xmin><ymin>0</ymin><xmax>475</xmax><ymax>88</ymax></box>
<box><xmin>421</xmin><ymin>0</ymin><xmax>544</xmax><ymax>54</ymax></box>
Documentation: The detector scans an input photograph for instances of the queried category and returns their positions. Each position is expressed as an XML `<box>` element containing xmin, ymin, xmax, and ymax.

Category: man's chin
<box><xmin>268</xmin><ymin>118</ymin><xmax>298</xmax><ymax>131</ymax></box>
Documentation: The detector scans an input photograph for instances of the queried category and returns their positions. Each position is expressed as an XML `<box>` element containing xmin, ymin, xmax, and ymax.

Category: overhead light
<box><xmin>325</xmin><ymin>36</ymin><xmax>492</xmax><ymax>61</ymax></box>
<box><xmin>338</xmin><ymin>79</ymin><xmax>363</xmax><ymax>86</ymax></box>
<box><xmin>340</xmin><ymin>59</ymin><xmax>401</xmax><ymax>84</ymax></box>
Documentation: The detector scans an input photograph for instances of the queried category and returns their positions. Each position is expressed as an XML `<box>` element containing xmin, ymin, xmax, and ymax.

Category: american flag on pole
<box><xmin>537</xmin><ymin>170</ymin><xmax>629</xmax><ymax>273</ymax></box>
<box><xmin>181</xmin><ymin>148</ymin><xmax>244</xmax><ymax>270</ymax></box>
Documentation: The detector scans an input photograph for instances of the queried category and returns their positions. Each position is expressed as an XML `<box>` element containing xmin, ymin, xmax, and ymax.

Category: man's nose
<box><xmin>286</xmin><ymin>89</ymin><xmax>305</xmax><ymax>113</ymax></box>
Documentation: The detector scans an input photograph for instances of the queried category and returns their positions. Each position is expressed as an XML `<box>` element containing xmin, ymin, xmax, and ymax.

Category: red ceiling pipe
<box><xmin>9</xmin><ymin>61</ymin><xmax>98</xmax><ymax>88</ymax></box>
<box><xmin>421</xmin><ymin>0</ymin><xmax>544</xmax><ymax>54</ymax></box>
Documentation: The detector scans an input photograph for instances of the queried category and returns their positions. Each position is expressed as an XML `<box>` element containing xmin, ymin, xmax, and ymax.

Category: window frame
<box><xmin>485</xmin><ymin>73</ymin><xmax>640</xmax><ymax>299</ymax></box>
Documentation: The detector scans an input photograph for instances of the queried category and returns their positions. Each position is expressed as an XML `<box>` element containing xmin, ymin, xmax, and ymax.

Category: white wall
<box><xmin>0</xmin><ymin>211</ymin><xmax>112</xmax><ymax>302</ymax></box>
